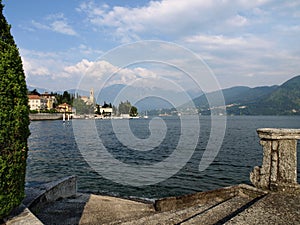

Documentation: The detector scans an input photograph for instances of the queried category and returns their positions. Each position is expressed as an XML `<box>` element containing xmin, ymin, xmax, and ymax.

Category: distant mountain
<box><xmin>194</xmin><ymin>75</ymin><xmax>300</xmax><ymax>115</ymax></box>
<box><xmin>193</xmin><ymin>85</ymin><xmax>278</xmax><ymax>108</ymax></box>
<box><xmin>27</xmin><ymin>85</ymin><xmax>50</xmax><ymax>94</ymax></box>
<box><xmin>66</xmin><ymin>89</ymin><xmax>89</xmax><ymax>97</ymax></box>
<box><xmin>244</xmin><ymin>75</ymin><xmax>300</xmax><ymax>115</ymax></box>
<box><xmin>96</xmin><ymin>84</ymin><xmax>126</xmax><ymax>105</ymax></box>
<box><xmin>92</xmin><ymin>84</ymin><xmax>201</xmax><ymax>111</ymax></box>
<box><xmin>28</xmin><ymin>83</ymin><xmax>201</xmax><ymax>111</ymax></box>
<box><xmin>186</xmin><ymin>89</ymin><xmax>204</xmax><ymax>99</ymax></box>
<box><xmin>28</xmin><ymin>75</ymin><xmax>300</xmax><ymax>115</ymax></box>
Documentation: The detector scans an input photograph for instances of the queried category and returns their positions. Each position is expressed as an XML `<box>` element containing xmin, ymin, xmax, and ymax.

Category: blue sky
<box><xmin>3</xmin><ymin>0</ymin><xmax>300</xmax><ymax>93</ymax></box>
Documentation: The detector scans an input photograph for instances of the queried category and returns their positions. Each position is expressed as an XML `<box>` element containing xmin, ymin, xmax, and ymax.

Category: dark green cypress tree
<box><xmin>0</xmin><ymin>0</ymin><xmax>30</xmax><ymax>218</ymax></box>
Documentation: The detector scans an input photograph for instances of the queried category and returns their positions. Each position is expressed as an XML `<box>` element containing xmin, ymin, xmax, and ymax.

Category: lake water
<box><xmin>26</xmin><ymin>116</ymin><xmax>300</xmax><ymax>200</ymax></box>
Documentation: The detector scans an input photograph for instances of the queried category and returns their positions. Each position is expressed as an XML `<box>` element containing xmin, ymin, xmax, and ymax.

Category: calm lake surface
<box><xmin>26</xmin><ymin>116</ymin><xmax>300</xmax><ymax>200</ymax></box>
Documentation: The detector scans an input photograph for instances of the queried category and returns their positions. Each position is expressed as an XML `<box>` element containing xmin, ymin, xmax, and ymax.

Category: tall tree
<box><xmin>28</xmin><ymin>88</ymin><xmax>40</xmax><ymax>96</ymax></box>
<box><xmin>118</xmin><ymin>100</ymin><xmax>132</xmax><ymax>114</ymax></box>
<box><xmin>72</xmin><ymin>98</ymin><xmax>94</xmax><ymax>114</ymax></box>
<box><xmin>61</xmin><ymin>91</ymin><xmax>73</xmax><ymax>105</ymax></box>
<box><xmin>0</xmin><ymin>1</ymin><xmax>30</xmax><ymax>218</ymax></box>
<box><xmin>130</xmin><ymin>106</ymin><xmax>138</xmax><ymax>117</ymax></box>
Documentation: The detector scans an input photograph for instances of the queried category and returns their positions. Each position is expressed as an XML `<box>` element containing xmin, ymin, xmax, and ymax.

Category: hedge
<box><xmin>0</xmin><ymin>1</ymin><xmax>30</xmax><ymax>219</ymax></box>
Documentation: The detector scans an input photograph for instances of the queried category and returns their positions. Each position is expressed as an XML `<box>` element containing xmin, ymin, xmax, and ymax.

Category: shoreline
<box><xmin>29</xmin><ymin>113</ymin><xmax>63</xmax><ymax>121</ymax></box>
<box><xmin>6</xmin><ymin>176</ymin><xmax>300</xmax><ymax>224</ymax></box>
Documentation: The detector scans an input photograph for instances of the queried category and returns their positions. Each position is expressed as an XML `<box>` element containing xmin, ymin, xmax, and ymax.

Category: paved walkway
<box><xmin>225</xmin><ymin>193</ymin><xmax>300</xmax><ymax>224</ymax></box>
<box><xmin>5</xmin><ymin>184</ymin><xmax>300</xmax><ymax>224</ymax></box>
<box><xmin>34</xmin><ymin>190</ymin><xmax>300</xmax><ymax>224</ymax></box>
<box><xmin>32</xmin><ymin>193</ymin><xmax>155</xmax><ymax>225</ymax></box>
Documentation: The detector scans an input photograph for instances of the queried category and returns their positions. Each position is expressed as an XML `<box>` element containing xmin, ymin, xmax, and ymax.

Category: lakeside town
<box><xmin>28</xmin><ymin>88</ymin><xmax>140</xmax><ymax>120</ymax></box>
<box><xmin>28</xmin><ymin>74</ymin><xmax>300</xmax><ymax>120</ymax></box>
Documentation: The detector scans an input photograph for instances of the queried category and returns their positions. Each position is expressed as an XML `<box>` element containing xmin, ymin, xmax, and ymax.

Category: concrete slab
<box><xmin>5</xmin><ymin>178</ymin><xmax>300</xmax><ymax>225</ymax></box>
<box><xmin>4</xmin><ymin>204</ymin><xmax>42</xmax><ymax>225</ymax></box>
<box><xmin>225</xmin><ymin>193</ymin><xmax>300</xmax><ymax>225</ymax></box>
<box><xmin>32</xmin><ymin>193</ymin><xmax>156</xmax><ymax>225</ymax></box>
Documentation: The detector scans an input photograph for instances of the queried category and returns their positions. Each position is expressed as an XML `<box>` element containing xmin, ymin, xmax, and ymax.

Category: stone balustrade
<box><xmin>250</xmin><ymin>128</ymin><xmax>300</xmax><ymax>192</ymax></box>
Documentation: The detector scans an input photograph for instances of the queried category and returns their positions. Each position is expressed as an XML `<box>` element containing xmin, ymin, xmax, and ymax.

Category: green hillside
<box><xmin>247</xmin><ymin>75</ymin><xmax>300</xmax><ymax>115</ymax></box>
<box><xmin>193</xmin><ymin>75</ymin><xmax>300</xmax><ymax>115</ymax></box>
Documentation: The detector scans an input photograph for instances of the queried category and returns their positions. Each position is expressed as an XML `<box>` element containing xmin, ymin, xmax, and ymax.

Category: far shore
<box><xmin>29</xmin><ymin>113</ymin><xmax>63</xmax><ymax>121</ymax></box>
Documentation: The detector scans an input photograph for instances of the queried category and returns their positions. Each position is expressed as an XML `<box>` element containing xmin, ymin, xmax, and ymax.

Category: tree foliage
<box><xmin>118</xmin><ymin>100</ymin><xmax>132</xmax><ymax>115</ymax></box>
<box><xmin>0</xmin><ymin>1</ymin><xmax>30</xmax><ymax>218</ymax></box>
<box><xmin>130</xmin><ymin>106</ymin><xmax>138</xmax><ymax>117</ymax></box>
<box><xmin>53</xmin><ymin>91</ymin><xmax>74</xmax><ymax>106</ymax></box>
<box><xmin>27</xmin><ymin>88</ymin><xmax>40</xmax><ymax>96</ymax></box>
<box><xmin>118</xmin><ymin>100</ymin><xmax>138</xmax><ymax>117</ymax></box>
<box><xmin>72</xmin><ymin>98</ymin><xmax>94</xmax><ymax>114</ymax></box>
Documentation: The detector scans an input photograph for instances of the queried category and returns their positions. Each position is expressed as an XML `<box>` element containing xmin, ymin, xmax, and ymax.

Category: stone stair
<box><xmin>11</xmin><ymin>181</ymin><xmax>269</xmax><ymax>225</ymax></box>
<box><xmin>122</xmin><ymin>185</ymin><xmax>267</xmax><ymax>225</ymax></box>
<box><xmin>180</xmin><ymin>195</ymin><xmax>262</xmax><ymax>225</ymax></box>
<box><xmin>122</xmin><ymin>201</ymin><xmax>218</xmax><ymax>225</ymax></box>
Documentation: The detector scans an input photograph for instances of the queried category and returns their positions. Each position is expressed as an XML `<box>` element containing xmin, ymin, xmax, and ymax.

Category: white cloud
<box><xmin>226</xmin><ymin>14</ymin><xmax>248</xmax><ymax>27</ymax></box>
<box><xmin>178</xmin><ymin>31</ymin><xmax>300</xmax><ymax>89</ymax></box>
<box><xmin>183</xmin><ymin>34</ymin><xmax>272</xmax><ymax>51</ymax></box>
<box><xmin>31</xmin><ymin>20</ymin><xmax>49</xmax><ymax>30</ymax></box>
<box><xmin>275</xmin><ymin>25</ymin><xmax>300</xmax><ymax>34</ymax></box>
<box><xmin>64</xmin><ymin>59</ymin><xmax>93</xmax><ymax>75</ymax></box>
<box><xmin>63</xmin><ymin>59</ymin><xmax>159</xmax><ymax>88</ymax></box>
<box><xmin>22</xmin><ymin>58</ymin><xmax>50</xmax><ymax>76</ymax></box>
<box><xmin>18</xmin><ymin>41</ymin><xmax>105</xmax><ymax>90</ymax></box>
<box><xmin>77</xmin><ymin>0</ymin><xmax>270</xmax><ymax>42</ymax></box>
<box><xmin>77</xmin><ymin>44</ymin><xmax>103</xmax><ymax>56</ymax></box>
<box><xmin>64</xmin><ymin>60</ymin><xmax>117</xmax><ymax>77</ymax></box>
<box><xmin>60</xmin><ymin>58</ymin><xmax>199</xmax><ymax>93</ymax></box>
<box><xmin>51</xmin><ymin>20</ymin><xmax>77</xmax><ymax>36</ymax></box>
<box><xmin>31</xmin><ymin>13</ymin><xmax>77</xmax><ymax>36</ymax></box>
<box><xmin>185</xmin><ymin>35</ymin><xmax>246</xmax><ymax>47</ymax></box>
<box><xmin>19</xmin><ymin>0</ymin><xmax>300</xmax><ymax>91</ymax></box>
<box><xmin>20</xmin><ymin>48</ymin><xmax>80</xmax><ymax>90</ymax></box>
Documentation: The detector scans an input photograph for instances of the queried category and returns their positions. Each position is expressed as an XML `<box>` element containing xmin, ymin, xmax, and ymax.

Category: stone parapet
<box><xmin>24</xmin><ymin>175</ymin><xmax>77</xmax><ymax>210</ymax></box>
<box><xmin>257</xmin><ymin>128</ymin><xmax>300</xmax><ymax>140</ymax></box>
<box><xmin>250</xmin><ymin>128</ymin><xmax>300</xmax><ymax>192</ymax></box>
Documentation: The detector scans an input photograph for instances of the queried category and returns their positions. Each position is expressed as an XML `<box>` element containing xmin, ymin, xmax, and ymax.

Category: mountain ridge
<box><xmin>27</xmin><ymin>75</ymin><xmax>300</xmax><ymax>115</ymax></box>
<box><xmin>27</xmin><ymin>84</ymin><xmax>203</xmax><ymax>111</ymax></box>
<box><xmin>195</xmin><ymin>75</ymin><xmax>300</xmax><ymax>115</ymax></box>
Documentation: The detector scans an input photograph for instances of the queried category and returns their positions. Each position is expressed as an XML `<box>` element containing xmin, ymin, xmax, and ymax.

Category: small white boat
<box><xmin>143</xmin><ymin>111</ymin><xmax>149</xmax><ymax>119</ymax></box>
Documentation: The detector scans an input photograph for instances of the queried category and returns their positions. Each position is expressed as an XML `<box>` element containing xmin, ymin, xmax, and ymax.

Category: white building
<box><xmin>100</xmin><ymin>106</ymin><xmax>113</xmax><ymax>116</ymax></box>
<box><xmin>28</xmin><ymin>95</ymin><xmax>42</xmax><ymax>111</ymax></box>
<box><xmin>40</xmin><ymin>92</ymin><xmax>57</xmax><ymax>110</ymax></box>
<box><xmin>28</xmin><ymin>93</ymin><xmax>57</xmax><ymax>111</ymax></box>
<box><xmin>80</xmin><ymin>88</ymin><xmax>95</xmax><ymax>106</ymax></box>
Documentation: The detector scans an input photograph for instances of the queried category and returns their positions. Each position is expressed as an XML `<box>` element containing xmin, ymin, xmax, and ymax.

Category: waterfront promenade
<box><xmin>5</xmin><ymin>181</ymin><xmax>300</xmax><ymax>224</ymax></box>
<box><xmin>4</xmin><ymin>128</ymin><xmax>300</xmax><ymax>224</ymax></box>
<box><xmin>34</xmin><ymin>190</ymin><xmax>300</xmax><ymax>224</ymax></box>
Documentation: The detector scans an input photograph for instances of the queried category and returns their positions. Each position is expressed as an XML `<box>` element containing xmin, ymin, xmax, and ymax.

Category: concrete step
<box><xmin>122</xmin><ymin>201</ymin><xmax>218</xmax><ymax>225</ymax></box>
<box><xmin>180</xmin><ymin>195</ymin><xmax>262</xmax><ymax>225</ymax></box>
<box><xmin>123</xmin><ymin>195</ymin><xmax>263</xmax><ymax>225</ymax></box>
<box><xmin>224</xmin><ymin>193</ymin><xmax>300</xmax><ymax>225</ymax></box>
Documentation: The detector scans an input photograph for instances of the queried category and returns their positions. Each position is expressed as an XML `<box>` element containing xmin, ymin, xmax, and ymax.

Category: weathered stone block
<box><xmin>251</xmin><ymin>128</ymin><xmax>300</xmax><ymax>192</ymax></box>
<box><xmin>277</xmin><ymin>140</ymin><xmax>297</xmax><ymax>184</ymax></box>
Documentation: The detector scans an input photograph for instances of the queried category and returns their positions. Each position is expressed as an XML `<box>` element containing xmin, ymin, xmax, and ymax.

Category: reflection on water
<box><xmin>26</xmin><ymin>116</ymin><xmax>300</xmax><ymax>199</ymax></box>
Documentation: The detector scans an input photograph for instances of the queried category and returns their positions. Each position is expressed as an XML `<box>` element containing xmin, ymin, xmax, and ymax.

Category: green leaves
<box><xmin>72</xmin><ymin>98</ymin><xmax>94</xmax><ymax>114</ymax></box>
<box><xmin>0</xmin><ymin>1</ymin><xmax>29</xmax><ymax>219</ymax></box>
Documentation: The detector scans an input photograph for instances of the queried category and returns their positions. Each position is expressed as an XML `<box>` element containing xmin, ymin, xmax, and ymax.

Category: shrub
<box><xmin>0</xmin><ymin>1</ymin><xmax>30</xmax><ymax>219</ymax></box>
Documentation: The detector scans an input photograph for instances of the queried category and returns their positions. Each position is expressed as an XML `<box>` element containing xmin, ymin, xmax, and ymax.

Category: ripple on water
<box><xmin>26</xmin><ymin>116</ymin><xmax>300</xmax><ymax>199</ymax></box>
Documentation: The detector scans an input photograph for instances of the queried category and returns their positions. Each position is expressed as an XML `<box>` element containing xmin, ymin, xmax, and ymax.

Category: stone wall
<box><xmin>29</xmin><ymin>113</ymin><xmax>63</xmax><ymax>121</ymax></box>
